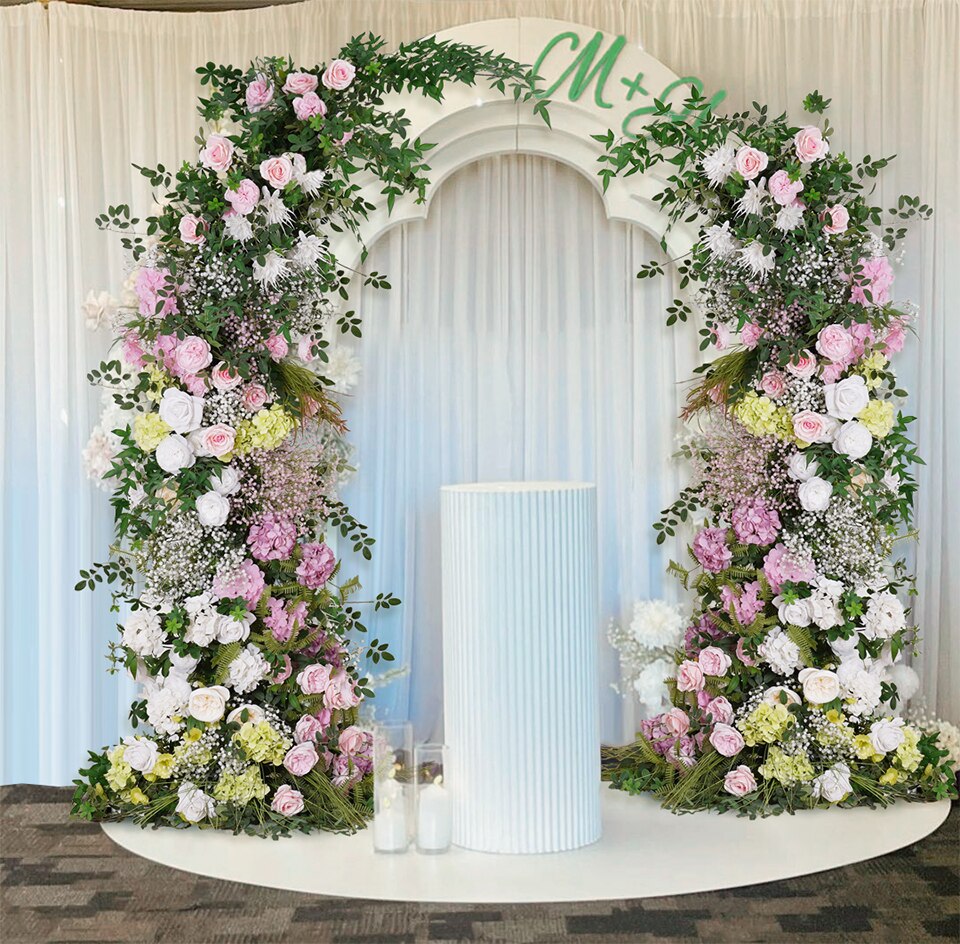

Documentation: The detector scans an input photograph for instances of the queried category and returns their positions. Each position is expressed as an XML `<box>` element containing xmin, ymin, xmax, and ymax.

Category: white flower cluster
<box><xmin>608</xmin><ymin>600</ymin><xmax>685</xmax><ymax>710</ymax></box>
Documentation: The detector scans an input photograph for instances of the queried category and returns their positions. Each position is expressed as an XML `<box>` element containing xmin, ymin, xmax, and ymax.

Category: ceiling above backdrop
<box><xmin>1</xmin><ymin>0</ymin><xmax>304</xmax><ymax>10</ymax></box>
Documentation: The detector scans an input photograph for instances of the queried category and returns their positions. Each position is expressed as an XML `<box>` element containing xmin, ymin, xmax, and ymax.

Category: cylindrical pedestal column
<box><xmin>441</xmin><ymin>482</ymin><xmax>600</xmax><ymax>854</ymax></box>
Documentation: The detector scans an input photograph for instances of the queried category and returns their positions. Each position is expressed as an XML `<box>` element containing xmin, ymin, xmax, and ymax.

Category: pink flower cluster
<box><xmin>762</xmin><ymin>543</ymin><xmax>816</xmax><ymax>593</ymax></box>
<box><xmin>640</xmin><ymin>709</ymin><xmax>698</xmax><ymax>768</ymax></box>
<box><xmin>296</xmin><ymin>542</ymin><xmax>336</xmax><ymax>589</ymax></box>
<box><xmin>264</xmin><ymin>597</ymin><xmax>308</xmax><ymax>643</ymax></box>
<box><xmin>731</xmin><ymin>498</ymin><xmax>781</xmax><ymax>546</ymax></box>
<box><xmin>134</xmin><ymin>266</ymin><xmax>179</xmax><ymax>319</ymax></box>
<box><xmin>721</xmin><ymin>580</ymin><xmax>764</xmax><ymax>626</ymax></box>
<box><xmin>212</xmin><ymin>559</ymin><xmax>265</xmax><ymax>608</ymax></box>
<box><xmin>296</xmin><ymin>662</ymin><xmax>361</xmax><ymax>711</ymax></box>
<box><xmin>850</xmin><ymin>255</ymin><xmax>894</xmax><ymax>307</ymax></box>
<box><xmin>692</xmin><ymin>527</ymin><xmax>732</xmax><ymax>573</ymax></box>
<box><xmin>247</xmin><ymin>512</ymin><xmax>298</xmax><ymax>561</ymax></box>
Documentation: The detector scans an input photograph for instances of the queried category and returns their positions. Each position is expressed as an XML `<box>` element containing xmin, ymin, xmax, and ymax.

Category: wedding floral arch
<box><xmin>74</xmin><ymin>20</ymin><xmax>954</xmax><ymax>838</ymax></box>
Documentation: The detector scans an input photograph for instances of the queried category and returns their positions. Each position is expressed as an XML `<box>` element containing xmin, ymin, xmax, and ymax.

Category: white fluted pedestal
<box><xmin>441</xmin><ymin>482</ymin><xmax>601</xmax><ymax>853</ymax></box>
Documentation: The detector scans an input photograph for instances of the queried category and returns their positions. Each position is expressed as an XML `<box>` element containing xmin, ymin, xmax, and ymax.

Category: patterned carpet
<box><xmin>1</xmin><ymin>786</ymin><xmax>957</xmax><ymax>944</ymax></box>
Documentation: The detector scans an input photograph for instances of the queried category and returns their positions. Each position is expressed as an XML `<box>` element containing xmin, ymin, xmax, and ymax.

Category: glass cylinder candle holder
<box><xmin>372</xmin><ymin>722</ymin><xmax>413</xmax><ymax>854</ymax></box>
<box><xmin>414</xmin><ymin>743</ymin><xmax>452</xmax><ymax>854</ymax></box>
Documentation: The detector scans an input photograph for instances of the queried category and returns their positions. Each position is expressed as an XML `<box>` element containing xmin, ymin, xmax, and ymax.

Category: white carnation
<box><xmin>184</xmin><ymin>610</ymin><xmax>219</xmax><ymax>647</ymax></box>
<box><xmin>806</xmin><ymin>590</ymin><xmax>843</xmax><ymax>630</ymax></box>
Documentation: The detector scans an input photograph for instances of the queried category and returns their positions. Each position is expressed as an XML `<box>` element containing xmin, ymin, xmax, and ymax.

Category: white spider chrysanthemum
<box><xmin>736</xmin><ymin>177</ymin><xmax>768</xmax><ymax>217</ymax></box>
<box><xmin>297</xmin><ymin>169</ymin><xmax>328</xmax><ymax>196</ymax></box>
<box><xmin>252</xmin><ymin>250</ymin><xmax>288</xmax><ymax>286</ymax></box>
<box><xmin>739</xmin><ymin>241</ymin><xmax>775</xmax><ymax>278</ymax></box>
<box><xmin>775</xmin><ymin>203</ymin><xmax>804</xmax><ymax>232</ymax></box>
<box><xmin>289</xmin><ymin>231</ymin><xmax>325</xmax><ymax>269</ymax></box>
<box><xmin>702</xmin><ymin>221</ymin><xmax>739</xmax><ymax>259</ymax></box>
<box><xmin>261</xmin><ymin>187</ymin><xmax>293</xmax><ymax>227</ymax></box>
<box><xmin>701</xmin><ymin>143</ymin><xmax>736</xmax><ymax>186</ymax></box>
<box><xmin>224</xmin><ymin>213</ymin><xmax>254</xmax><ymax>243</ymax></box>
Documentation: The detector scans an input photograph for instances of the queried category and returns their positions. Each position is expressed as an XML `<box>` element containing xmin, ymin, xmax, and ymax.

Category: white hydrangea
<box><xmin>144</xmin><ymin>674</ymin><xmax>191</xmax><ymax>736</ymax></box>
<box><xmin>837</xmin><ymin>660</ymin><xmax>884</xmax><ymax>718</ymax></box>
<box><xmin>757</xmin><ymin>627</ymin><xmax>804</xmax><ymax>676</ymax></box>
<box><xmin>121</xmin><ymin>610</ymin><xmax>166</xmax><ymax>658</ymax></box>
<box><xmin>632</xmin><ymin>658</ymin><xmax>673</xmax><ymax>709</ymax></box>
<box><xmin>862</xmin><ymin>591</ymin><xmax>906</xmax><ymax>640</ymax></box>
<box><xmin>82</xmin><ymin>425</ymin><xmax>120</xmax><ymax>487</ymax></box>
<box><xmin>225</xmin><ymin>643</ymin><xmax>270</xmax><ymax>694</ymax></box>
<box><xmin>806</xmin><ymin>590</ymin><xmax>843</xmax><ymax>630</ymax></box>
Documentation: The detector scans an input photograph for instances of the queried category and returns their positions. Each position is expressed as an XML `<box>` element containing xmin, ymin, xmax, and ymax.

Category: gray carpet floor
<box><xmin>1</xmin><ymin>786</ymin><xmax>957</xmax><ymax>943</ymax></box>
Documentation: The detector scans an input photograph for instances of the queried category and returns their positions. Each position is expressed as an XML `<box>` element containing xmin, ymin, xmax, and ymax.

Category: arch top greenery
<box><xmin>73</xmin><ymin>25</ymin><xmax>954</xmax><ymax>838</ymax></box>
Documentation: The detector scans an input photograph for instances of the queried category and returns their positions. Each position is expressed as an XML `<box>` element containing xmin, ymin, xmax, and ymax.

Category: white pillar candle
<box><xmin>416</xmin><ymin>779</ymin><xmax>452</xmax><ymax>853</ymax></box>
<box><xmin>373</xmin><ymin>778</ymin><xmax>409</xmax><ymax>853</ymax></box>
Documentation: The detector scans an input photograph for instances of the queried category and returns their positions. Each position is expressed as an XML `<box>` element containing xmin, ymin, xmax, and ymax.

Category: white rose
<box><xmin>787</xmin><ymin>452</ymin><xmax>818</xmax><ymax>482</ymax></box>
<box><xmin>798</xmin><ymin>668</ymin><xmax>841</xmax><ymax>704</ymax></box>
<box><xmin>226</xmin><ymin>703</ymin><xmax>266</xmax><ymax>725</ymax></box>
<box><xmin>122</xmin><ymin>610</ymin><xmax>166</xmax><ymax>657</ymax></box>
<box><xmin>155</xmin><ymin>433</ymin><xmax>196</xmax><ymax>473</ymax></box>
<box><xmin>184</xmin><ymin>610</ymin><xmax>219</xmax><ymax>646</ymax></box>
<box><xmin>214</xmin><ymin>612</ymin><xmax>253</xmax><ymax>644</ymax></box>
<box><xmin>817</xmin><ymin>577</ymin><xmax>844</xmax><ymax>600</ymax></box>
<box><xmin>798</xmin><ymin>475</ymin><xmax>832</xmax><ymax>512</ymax></box>
<box><xmin>158</xmin><ymin>388</ymin><xmax>205</xmax><ymax>434</ymax></box>
<box><xmin>829</xmin><ymin>632</ymin><xmax>860</xmax><ymax>658</ymax></box>
<box><xmin>812</xmin><ymin>763</ymin><xmax>851</xmax><ymax>802</ymax></box>
<box><xmin>824</xmin><ymin>375</ymin><xmax>870</xmax><ymax>421</ymax></box>
<box><xmin>196</xmin><ymin>491</ymin><xmax>230</xmax><ymax>527</ymax></box>
<box><xmin>833</xmin><ymin>420</ymin><xmax>873</xmax><ymax>460</ymax></box>
<box><xmin>188</xmin><ymin>685</ymin><xmax>230</xmax><ymax>722</ymax></box>
<box><xmin>868</xmin><ymin>717</ymin><xmax>906</xmax><ymax>754</ymax></box>
<box><xmin>187</xmin><ymin>429</ymin><xmax>212</xmax><ymax>458</ymax></box>
<box><xmin>176</xmin><ymin>782</ymin><xmax>215</xmax><ymax>823</ymax></box>
<box><xmin>122</xmin><ymin>735</ymin><xmax>159</xmax><ymax>773</ymax></box>
<box><xmin>762</xmin><ymin>685</ymin><xmax>801</xmax><ymax>706</ymax></box>
<box><xmin>211</xmin><ymin>466</ymin><xmax>241</xmax><ymax>496</ymax></box>
<box><xmin>774</xmin><ymin>595</ymin><xmax>812</xmax><ymax>627</ymax></box>
<box><xmin>168</xmin><ymin>651</ymin><xmax>199</xmax><ymax>677</ymax></box>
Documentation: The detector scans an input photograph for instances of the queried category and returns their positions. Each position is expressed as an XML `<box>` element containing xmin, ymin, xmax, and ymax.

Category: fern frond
<box><xmin>211</xmin><ymin>641</ymin><xmax>241</xmax><ymax>683</ymax></box>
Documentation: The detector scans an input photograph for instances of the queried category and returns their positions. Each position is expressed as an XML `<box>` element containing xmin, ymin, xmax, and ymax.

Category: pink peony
<box><xmin>135</xmin><ymin>266</ymin><xmax>179</xmax><ymax>319</ymax></box>
<box><xmin>740</xmin><ymin>321</ymin><xmax>763</xmax><ymax>349</ymax></box>
<box><xmin>785</xmin><ymin>350</ymin><xmax>818</xmax><ymax>380</ymax></box>
<box><xmin>199</xmin><ymin>133</ymin><xmax>234</xmax><ymax>173</ymax></box>
<box><xmin>704</xmin><ymin>696</ymin><xmax>734</xmax><ymax>725</ymax></box>
<box><xmin>283</xmin><ymin>741</ymin><xmax>319</xmax><ymax>776</ymax></box>
<box><xmin>200</xmin><ymin>423</ymin><xmax>235</xmax><ymax>457</ymax></box>
<box><xmin>735</xmin><ymin>146</ymin><xmax>769</xmax><ymax>180</ymax></box>
<box><xmin>675</xmin><ymin>660</ymin><xmax>705</xmax><ymax>693</ymax></box>
<box><xmin>264</xmin><ymin>334</ymin><xmax>289</xmax><ymax>361</ymax></box>
<box><xmin>661</xmin><ymin>708</ymin><xmax>690</xmax><ymax>738</ymax></box>
<box><xmin>293</xmin><ymin>92</ymin><xmax>327</xmax><ymax>121</ymax></box>
<box><xmin>759</xmin><ymin>369</ymin><xmax>786</xmax><ymax>398</ymax></box>
<box><xmin>338</xmin><ymin>725</ymin><xmax>369</xmax><ymax>756</ymax></box>
<box><xmin>820</xmin><ymin>362</ymin><xmax>845</xmax><ymax>384</ymax></box>
<box><xmin>709</xmin><ymin>723</ymin><xmax>745</xmax><ymax>757</ymax></box>
<box><xmin>225</xmin><ymin>179</ymin><xmax>260</xmax><ymax>216</ymax></box>
<box><xmin>692</xmin><ymin>527</ymin><xmax>732</xmax><ymax>573</ymax></box>
<box><xmin>321</xmin><ymin>59</ymin><xmax>356</xmax><ymax>91</ymax></box>
<box><xmin>296</xmin><ymin>542</ymin><xmax>336</xmax><ymax>589</ymax></box>
<box><xmin>175</xmin><ymin>336</ymin><xmax>213</xmax><ymax>374</ymax></box>
<box><xmin>297</xmin><ymin>663</ymin><xmax>333</xmax><ymax>695</ymax></box>
<box><xmin>794</xmin><ymin>126</ymin><xmax>829</xmax><ymax>163</ymax></box>
<box><xmin>699</xmin><ymin>646</ymin><xmax>732</xmax><ymax>677</ymax></box>
<box><xmin>763</xmin><ymin>543</ymin><xmax>816</xmax><ymax>593</ymax></box>
<box><xmin>242</xmin><ymin>383</ymin><xmax>268</xmax><ymax>412</ymax></box>
<box><xmin>260</xmin><ymin>156</ymin><xmax>294</xmax><ymax>190</ymax></box>
<box><xmin>283</xmin><ymin>71</ymin><xmax>318</xmax><ymax>95</ymax></box>
<box><xmin>295</xmin><ymin>714</ymin><xmax>323</xmax><ymax>744</ymax></box>
<box><xmin>212</xmin><ymin>559</ymin><xmax>265</xmax><ymax>608</ymax></box>
<box><xmin>768</xmin><ymin>169</ymin><xmax>804</xmax><ymax>206</ymax></box>
<box><xmin>816</xmin><ymin>324</ymin><xmax>854</xmax><ymax>363</ymax></box>
<box><xmin>850</xmin><ymin>255</ymin><xmax>894</xmax><ymax>307</ymax></box>
<box><xmin>324</xmin><ymin>669</ymin><xmax>361</xmax><ymax>709</ymax></box>
<box><xmin>179</xmin><ymin>214</ymin><xmax>206</xmax><ymax>246</ymax></box>
<box><xmin>247</xmin><ymin>513</ymin><xmax>297</xmax><ymax>562</ymax></box>
<box><xmin>271</xmin><ymin>784</ymin><xmax>305</xmax><ymax>815</ymax></box>
<box><xmin>724</xmin><ymin>764</ymin><xmax>758</xmax><ymax>796</ymax></box>
<box><xmin>210</xmin><ymin>361</ymin><xmax>242</xmax><ymax>391</ymax></box>
<box><xmin>731</xmin><ymin>498</ymin><xmax>781</xmax><ymax>546</ymax></box>
<box><xmin>245</xmin><ymin>74</ymin><xmax>274</xmax><ymax>112</ymax></box>
<box><xmin>822</xmin><ymin>204</ymin><xmax>850</xmax><ymax>235</ymax></box>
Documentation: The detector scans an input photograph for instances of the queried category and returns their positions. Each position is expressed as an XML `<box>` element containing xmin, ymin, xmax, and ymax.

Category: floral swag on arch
<box><xmin>72</xmin><ymin>35</ymin><xmax>955</xmax><ymax>835</ymax></box>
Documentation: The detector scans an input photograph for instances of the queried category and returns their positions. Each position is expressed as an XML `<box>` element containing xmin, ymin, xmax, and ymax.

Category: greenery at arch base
<box><xmin>71</xmin><ymin>36</ymin><xmax>954</xmax><ymax>838</ymax></box>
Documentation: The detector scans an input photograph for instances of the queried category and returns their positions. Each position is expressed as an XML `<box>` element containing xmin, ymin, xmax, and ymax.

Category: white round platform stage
<box><xmin>102</xmin><ymin>787</ymin><xmax>950</xmax><ymax>903</ymax></box>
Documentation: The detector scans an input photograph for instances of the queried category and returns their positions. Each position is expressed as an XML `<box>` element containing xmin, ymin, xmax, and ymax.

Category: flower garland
<box><xmin>72</xmin><ymin>36</ymin><xmax>541</xmax><ymax>837</ymax></box>
<box><xmin>598</xmin><ymin>90</ymin><xmax>957</xmax><ymax>814</ymax></box>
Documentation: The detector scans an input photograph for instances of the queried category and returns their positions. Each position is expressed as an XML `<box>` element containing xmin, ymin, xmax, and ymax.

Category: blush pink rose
<box><xmin>295</xmin><ymin>714</ymin><xmax>323</xmax><ymax>744</ymax></box>
<box><xmin>321</xmin><ymin>59</ymin><xmax>356</xmax><ymax>91</ymax></box>
<box><xmin>768</xmin><ymin>169</ymin><xmax>804</xmax><ymax>207</ymax></box>
<box><xmin>785</xmin><ymin>350</ymin><xmax>818</xmax><ymax>380</ymax></box>
<box><xmin>178</xmin><ymin>214</ymin><xmax>205</xmax><ymax>245</ymax></box>
<box><xmin>283</xmin><ymin>741</ymin><xmax>319</xmax><ymax>776</ymax></box>
<box><xmin>741</xmin><ymin>321</ymin><xmax>763</xmax><ymax>349</ymax></box>
<box><xmin>297</xmin><ymin>663</ymin><xmax>333</xmax><ymax>695</ymax></box>
<box><xmin>675</xmin><ymin>660</ymin><xmax>705</xmax><ymax>693</ymax></box>
<box><xmin>661</xmin><ymin>708</ymin><xmax>690</xmax><ymax>738</ymax></box>
<box><xmin>723</xmin><ymin>764</ymin><xmax>758</xmax><ymax>796</ymax></box>
<box><xmin>225</xmin><ymin>179</ymin><xmax>260</xmax><ymax>215</ymax></box>
<box><xmin>210</xmin><ymin>361</ymin><xmax>242</xmax><ymax>391</ymax></box>
<box><xmin>759</xmin><ymin>369</ymin><xmax>786</xmax><ymax>398</ymax></box>
<box><xmin>822</xmin><ymin>204</ymin><xmax>850</xmax><ymax>235</ymax></box>
<box><xmin>259</xmin><ymin>156</ymin><xmax>294</xmax><ymax>190</ymax></box>
<box><xmin>271</xmin><ymin>784</ymin><xmax>305</xmax><ymax>815</ymax></box>
<box><xmin>199</xmin><ymin>133</ymin><xmax>234</xmax><ymax>173</ymax></box>
<box><xmin>734</xmin><ymin>146</ymin><xmax>768</xmax><ymax>180</ymax></box>
<box><xmin>794</xmin><ymin>126</ymin><xmax>829</xmax><ymax>163</ymax></box>
<box><xmin>245</xmin><ymin>74</ymin><xmax>274</xmax><ymax>112</ymax></box>
<box><xmin>709</xmin><ymin>723</ymin><xmax>745</xmax><ymax>757</ymax></box>
<box><xmin>338</xmin><ymin>725</ymin><xmax>368</xmax><ymax>756</ymax></box>
<box><xmin>293</xmin><ymin>91</ymin><xmax>326</xmax><ymax>121</ymax></box>
<box><xmin>283</xmin><ymin>71</ymin><xmax>318</xmax><ymax>95</ymax></box>
<box><xmin>242</xmin><ymin>383</ymin><xmax>268</xmax><ymax>411</ymax></box>
<box><xmin>816</xmin><ymin>324</ymin><xmax>854</xmax><ymax>363</ymax></box>
<box><xmin>705</xmin><ymin>696</ymin><xmax>734</xmax><ymax>725</ymax></box>
<box><xmin>792</xmin><ymin>410</ymin><xmax>833</xmax><ymax>444</ymax></box>
<box><xmin>698</xmin><ymin>646</ymin><xmax>732</xmax><ymax>677</ymax></box>
<box><xmin>175</xmin><ymin>336</ymin><xmax>213</xmax><ymax>374</ymax></box>
<box><xmin>324</xmin><ymin>669</ymin><xmax>361</xmax><ymax>709</ymax></box>
<box><xmin>200</xmin><ymin>423</ymin><xmax>235</xmax><ymax>457</ymax></box>
<box><xmin>264</xmin><ymin>334</ymin><xmax>289</xmax><ymax>361</ymax></box>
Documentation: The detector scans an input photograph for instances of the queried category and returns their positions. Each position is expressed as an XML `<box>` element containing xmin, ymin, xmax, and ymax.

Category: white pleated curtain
<box><xmin>1</xmin><ymin>0</ymin><xmax>957</xmax><ymax>783</ymax></box>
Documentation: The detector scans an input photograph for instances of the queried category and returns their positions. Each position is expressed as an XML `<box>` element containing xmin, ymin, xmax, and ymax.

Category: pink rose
<box><xmin>794</xmin><ymin>126</ymin><xmax>829</xmax><ymax>164</ymax></box>
<box><xmin>734</xmin><ymin>146</ymin><xmax>768</xmax><ymax>181</ymax></box>
<box><xmin>178</xmin><ymin>214</ymin><xmax>205</xmax><ymax>246</ymax></box>
<box><xmin>785</xmin><ymin>350</ymin><xmax>818</xmax><ymax>380</ymax></box>
<box><xmin>199</xmin><ymin>133</ymin><xmax>234</xmax><ymax>173</ymax></box>
<box><xmin>661</xmin><ymin>708</ymin><xmax>690</xmax><ymax>738</ymax></box>
<box><xmin>338</xmin><ymin>725</ymin><xmax>368</xmax><ymax>756</ymax></box>
<box><xmin>768</xmin><ymin>169</ymin><xmax>804</xmax><ymax>207</ymax></box>
<box><xmin>210</xmin><ymin>361</ymin><xmax>242</xmax><ymax>391</ymax></box>
<box><xmin>271</xmin><ymin>784</ymin><xmax>305</xmax><ymax>816</ymax></box>
<box><xmin>297</xmin><ymin>663</ymin><xmax>333</xmax><ymax>695</ymax></box>
<box><xmin>675</xmin><ymin>660</ymin><xmax>705</xmax><ymax>693</ymax></box>
<box><xmin>293</xmin><ymin>91</ymin><xmax>326</xmax><ymax>121</ymax></box>
<box><xmin>321</xmin><ymin>59</ymin><xmax>356</xmax><ymax>91</ymax></box>
<box><xmin>709</xmin><ymin>723</ymin><xmax>745</xmax><ymax>757</ymax></box>
<box><xmin>821</xmin><ymin>362</ymin><xmax>845</xmax><ymax>384</ymax></box>
<box><xmin>245</xmin><ymin>74</ymin><xmax>274</xmax><ymax>113</ymax></box>
<box><xmin>295</xmin><ymin>714</ymin><xmax>323</xmax><ymax>744</ymax></box>
<box><xmin>283</xmin><ymin>71</ymin><xmax>318</xmax><ymax>95</ymax></box>
<box><xmin>759</xmin><ymin>370</ymin><xmax>786</xmax><ymax>398</ymax></box>
<box><xmin>723</xmin><ymin>764</ymin><xmax>758</xmax><ymax>796</ymax></box>
<box><xmin>225</xmin><ymin>179</ymin><xmax>260</xmax><ymax>216</ymax></box>
<box><xmin>792</xmin><ymin>410</ymin><xmax>833</xmax><ymax>444</ymax></box>
<box><xmin>264</xmin><ymin>334</ymin><xmax>289</xmax><ymax>361</ymax></box>
<box><xmin>283</xmin><ymin>741</ymin><xmax>319</xmax><ymax>776</ymax></box>
<box><xmin>741</xmin><ymin>321</ymin><xmax>763</xmax><ymax>349</ymax></box>
<box><xmin>324</xmin><ymin>669</ymin><xmax>361</xmax><ymax>709</ymax></box>
<box><xmin>698</xmin><ymin>646</ymin><xmax>732</xmax><ymax>677</ymax></box>
<box><xmin>705</xmin><ymin>696</ymin><xmax>734</xmax><ymax>725</ymax></box>
<box><xmin>175</xmin><ymin>336</ymin><xmax>213</xmax><ymax>374</ymax></box>
<box><xmin>200</xmin><ymin>423</ymin><xmax>235</xmax><ymax>458</ymax></box>
<box><xmin>259</xmin><ymin>156</ymin><xmax>294</xmax><ymax>190</ymax></box>
<box><xmin>822</xmin><ymin>204</ymin><xmax>850</xmax><ymax>235</ymax></box>
<box><xmin>242</xmin><ymin>383</ymin><xmax>268</xmax><ymax>412</ymax></box>
<box><xmin>816</xmin><ymin>324</ymin><xmax>854</xmax><ymax>363</ymax></box>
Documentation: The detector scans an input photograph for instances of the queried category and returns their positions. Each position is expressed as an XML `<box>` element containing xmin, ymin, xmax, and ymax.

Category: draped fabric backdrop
<box><xmin>1</xmin><ymin>0</ymin><xmax>957</xmax><ymax>783</ymax></box>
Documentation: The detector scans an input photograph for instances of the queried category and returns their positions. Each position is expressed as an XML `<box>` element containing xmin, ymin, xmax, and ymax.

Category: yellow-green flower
<box><xmin>858</xmin><ymin>399</ymin><xmax>895</xmax><ymax>438</ymax></box>
<box><xmin>105</xmin><ymin>744</ymin><xmax>134</xmax><ymax>792</ymax></box>
<box><xmin>758</xmin><ymin>746</ymin><xmax>815</xmax><ymax>786</ymax></box>
<box><xmin>213</xmin><ymin>766</ymin><xmax>269</xmax><ymax>805</ymax></box>
<box><xmin>894</xmin><ymin>726</ymin><xmax>923</xmax><ymax>772</ymax></box>
<box><xmin>853</xmin><ymin>734</ymin><xmax>884</xmax><ymax>762</ymax></box>
<box><xmin>235</xmin><ymin>720</ymin><xmax>291</xmax><ymax>765</ymax></box>
<box><xmin>856</xmin><ymin>351</ymin><xmax>889</xmax><ymax>390</ymax></box>
<box><xmin>144</xmin><ymin>752</ymin><xmax>176</xmax><ymax>781</ymax></box>
<box><xmin>234</xmin><ymin>405</ymin><xmax>296</xmax><ymax>454</ymax></box>
<box><xmin>734</xmin><ymin>393</ymin><xmax>795</xmax><ymax>442</ymax></box>
<box><xmin>738</xmin><ymin>702</ymin><xmax>793</xmax><ymax>746</ymax></box>
<box><xmin>879</xmin><ymin>767</ymin><xmax>901</xmax><ymax>786</ymax></box>
<box><xmin>145</xmin><ymin>368</ymin><xmax>171</xmax><ymax>403</ymax></box>
<box><xmin>133</xmin><ymin>412</ymin><xmax>171</xmax><ymax>452</ymax></box>
<box><xmin>124</xmin><ymin>786</ymin><xmax>151</xmax><ymax>806</ymax></box>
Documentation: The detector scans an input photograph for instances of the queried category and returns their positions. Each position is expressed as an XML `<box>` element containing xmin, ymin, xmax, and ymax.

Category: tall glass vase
<box><xmin>371</xmin><ymin>722</ymin><xmax>413</xmax><ymax>854</ymax></box>
<box><xmin>414</xmin><ymin>743</ymin><xmax>451</xmax><ymax>854</ymax></box>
